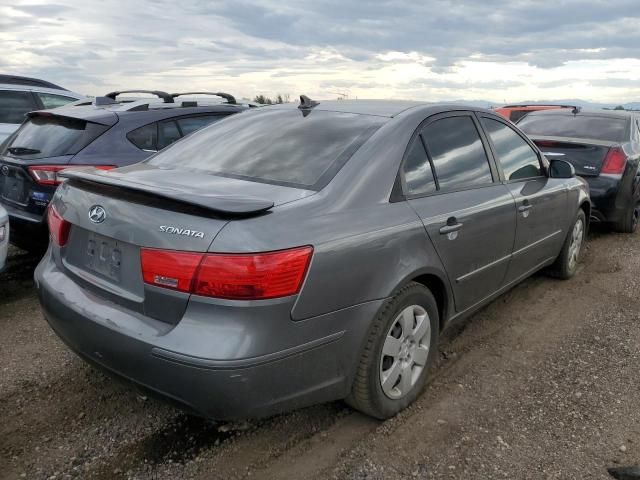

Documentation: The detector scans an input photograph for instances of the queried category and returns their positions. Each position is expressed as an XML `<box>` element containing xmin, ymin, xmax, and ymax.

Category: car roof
<box><xmin>525</xmin><ymin>108</ymin><xmax>637</xmax><ymax>119</ymax></box>
<box><xmin>0</xmin><ymin>74</ymin><xmax>69</xmax><ymax>90</ymax></box>
<box><xmin>0</xmin><ymin>83</ymin><xmax>84</xmax><ymax>98</ymax></box>
<box><xmin>29</xmin><ymin>99</ymin><xmax>249</xmax><ymax>126</ymax></box>
<box><xmin>268</xmin><ymin>99</ymin><xmax>501</xmax><ymax>118</ymax></box>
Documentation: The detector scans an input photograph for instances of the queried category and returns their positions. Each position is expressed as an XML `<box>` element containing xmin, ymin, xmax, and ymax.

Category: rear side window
<box><xmin>1</xmin><ymin>115</ymin><xmax>108</xmax><ymax>159</ymax></box>
<box><xmin>157</xmin><ymin>120</ymin><xmax>181</xmax><ymax>150</ymax></box>
<box><xmin>403</xmin><ymin>138</ymin><xmax>436</xmax><ymax>196</ymax></box>
<box><xmin>147</xmin><ymin>109</ymin><xmax>386</xmax><ymax>189</ymax></box>
<box><xmin>0</xmin><ymin>90</ymin><xmax>37</xmax><ymax>124</ymax></box>
<box><xmin>421</xmin><ymin>116</ymin><xmax>493</xmax><ymax>191</ymax></box>
<box><xmin>177</xmin><ymin>115</ymin><xmax>222</xmax><ymax>136</ymax></box>
<box><xmin>481</xmin><ymin>117</ymin><xmax>542</xmax><ymax>181</ymax></box>
<box><xmin>518</xmin><ymin>114</ymin><xmax>628</xmax><ymax>142</ymax></box>
<box><xmin>36</xmin><ymin>93</ymin><xmax>78</xmax><ymax>109</ymax></box>
<box><xmin>127</xmin><ymin>123</ymin><xmax>157</xmax><ymax>151</ymax></box>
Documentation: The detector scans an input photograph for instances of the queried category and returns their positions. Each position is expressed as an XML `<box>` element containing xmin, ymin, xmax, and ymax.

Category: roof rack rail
<box><xmin>104</xmin><ymin>90</ymin><xmax>174</xmax><ymax>103</ymax></box>
<box><xmin>170</xmin><ymin>92</ymin><xmax>236</xmax><ymax>105</ymax></box>
<box><xmin>0</xmin><ymin>74</ymin><xmax>68</xmax><ymax>91</ymax></box>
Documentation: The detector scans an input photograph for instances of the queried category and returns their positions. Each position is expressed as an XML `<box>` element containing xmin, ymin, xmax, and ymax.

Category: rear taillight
<box><xmin>140</xmin><ymin>246</ymin><xmax>313</xmax><ymax>300</ymax></box>
<box><xmin>140</xmin><ymin>249</ymin><xmax>202</xmax><ymax>293</ymax></box>
<box><xmin>601</xmin><ymin>147</ymin><xmax>627</xmax><ymax>175</ymax></box>
<box><xmin>29</xmin><ymin>165</ymin><xmax>115</xmax><ymax>186</ymax></box>
<box><xmin>47</xmin><ymin>205</ymin><xmax>71</xmax><ymax>247</ymax></box>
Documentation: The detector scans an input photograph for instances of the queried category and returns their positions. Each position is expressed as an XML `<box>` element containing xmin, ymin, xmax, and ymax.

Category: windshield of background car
<box><xmin>146</xmin><ymin>108</ymin><xmax>387</xmax><ymax>189</ymax></box>
<box><xmin>1</xmin><ymin>115</ymin><xmax>109</xmax><ymax>159</ymax></box>
<box><xmin>518</xmin><ymin>114</ymin><xmax>628</xmax><ymax>143</ymax></box>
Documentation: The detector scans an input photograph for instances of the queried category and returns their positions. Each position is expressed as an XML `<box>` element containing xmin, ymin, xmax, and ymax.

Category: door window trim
<box><xmin>476</xmin><ymin>113</ymin><xmax>548</xmax><ymax>183</ymax></box>
<box><xmin>395</xmin><ymin>111</ymin><xmax>500</xmax><ymax>201</ymax></box>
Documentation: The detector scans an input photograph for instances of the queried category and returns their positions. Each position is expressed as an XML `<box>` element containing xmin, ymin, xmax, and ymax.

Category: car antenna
<box><xmin>298</xmin><ymin>95</ymin><xmax>319</xmax><ymax>110</ymax></box>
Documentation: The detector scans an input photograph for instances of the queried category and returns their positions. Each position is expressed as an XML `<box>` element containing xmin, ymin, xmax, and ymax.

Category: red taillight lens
<box><xmin>601</xmin><ymin>147</ymin><xmax>627</xmax><ymax>175</ymax></box>
<box><xmin>47</xmin><ymin>205</ymin><xmax>71</xmax><ymax>247</ymax></box>
<box><xmin>140</xmin><ymin>249</ymin><xmax>203</xmax><ymax>293</ymax></box>
<box><xmin>194</xmin><ymin>247</ymin><xmax>313</xmax><ymax>299</ymax></box>
<box><xmin>29</xmin><ymin>165</ymin><xmax>115</xmax><ymax>186</ymax></box>
<box><xmin>140</xmin><ymin>246</ymin><xmax>313</xmax><ymax>300</ymax></box>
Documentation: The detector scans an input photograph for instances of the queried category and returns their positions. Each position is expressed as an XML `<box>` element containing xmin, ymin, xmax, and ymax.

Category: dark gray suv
<box><xmin>35</xmin><ymin>99</ymin><xmax>590</xmax><ymax>420</ymax></box>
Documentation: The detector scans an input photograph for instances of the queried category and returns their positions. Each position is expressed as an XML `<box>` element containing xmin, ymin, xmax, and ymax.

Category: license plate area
<box><xmin>85</xmin><ymin>232</ymin><xmax>123</xmax><ymax>282</ymax></box>
<box><xmin>0</xmin><ymin>168</ymin><xmax>28</xmax><ymax>205</ymax></box>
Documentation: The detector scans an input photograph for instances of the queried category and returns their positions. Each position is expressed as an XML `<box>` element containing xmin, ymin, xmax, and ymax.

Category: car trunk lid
<box><xmin>52</xmin><ymin>166</ymin><xmax>315</xmax><ymax>324</ymax></box>
<box><xmin>530</xmin><ymin>135</ymin><xmax>619</xmax><ymax>177</ymax></box>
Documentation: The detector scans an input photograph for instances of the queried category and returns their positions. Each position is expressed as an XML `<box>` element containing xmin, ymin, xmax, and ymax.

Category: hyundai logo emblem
<box><xmin>1</xmin><ymin>166</ymin><xmax>8</xmax><ymax>176</ymax></box>
<box><xmin>88</xmin><ymin>205</ymin><xmax>106</xmax><ymax>224</ymax></box>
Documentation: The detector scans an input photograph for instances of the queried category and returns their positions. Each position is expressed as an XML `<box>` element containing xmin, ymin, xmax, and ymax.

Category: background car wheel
<box><xmin>548</xmin><ymin>209</ymin><xmax>586</xmax><ymax>280</ymax></box>
<box><xmin>613</xmin><ymin>202</ymin><xmax>639</xmax><ymax>234</ymax></box>
<box><xmin>346</xmin><ymin>282</ymin><xmax>439</xmax><ymax>419</ymax></box>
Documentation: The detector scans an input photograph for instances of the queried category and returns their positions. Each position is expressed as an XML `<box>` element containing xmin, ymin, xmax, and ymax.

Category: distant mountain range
<box><xmin>447</xmin><ymin>99</ymin><xmax>640</xmax><ymax>110</ymax></box>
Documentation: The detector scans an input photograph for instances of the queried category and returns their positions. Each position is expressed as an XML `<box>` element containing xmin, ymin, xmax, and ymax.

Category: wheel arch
<box><xmin>399</xmin><ymin>270</ymin><xmax>452</xmax><ymax>332</ymax></box>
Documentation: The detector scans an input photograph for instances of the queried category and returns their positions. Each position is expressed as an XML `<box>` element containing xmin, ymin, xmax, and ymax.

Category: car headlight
<box><xmin>0</xmin><ymin>224</ymin><xmax>6</xmax><ymax>242</ymax></box>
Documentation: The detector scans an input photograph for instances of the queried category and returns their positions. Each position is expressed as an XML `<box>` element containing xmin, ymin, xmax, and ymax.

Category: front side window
<box><xmin>36</xmin><ymin>93</ymin><xmax>78</xmax><ymax>109</ymax></box>
<box><xmin>0</xmin><ymin>90</ymin><xmax>37</xmax><ymax>124</ymax></box>
<box><xmin>127</xmin><ymin>123</ymin><xmax>157</xmax><ymax>151</ymax></box>
<box><xmin>421</xmin><ymin>116</ymin><xmax>493</xmax><ymax>191</ymax></box>
<box><xmin>481</xmin><ymin>117</ymin><xmax>542</xmax><ymax>181</ymax></box>
<box><xmin>403</xmin><ymin>137</ymin><xmax>436</xmax><ymax>196</ymax></box>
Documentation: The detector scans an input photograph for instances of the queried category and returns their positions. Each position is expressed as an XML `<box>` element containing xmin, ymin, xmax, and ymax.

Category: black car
<box><xmin>0</xmin><ymin>90</ymin><xmax>250</xmax><ymax>251</ymax></box>
<box><xmin>518</xmin><ymin>108</ymin><xmax>640</xmax><ymax>232</ymax></box>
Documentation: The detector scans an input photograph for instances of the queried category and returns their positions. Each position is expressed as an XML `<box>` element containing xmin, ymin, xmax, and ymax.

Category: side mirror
<box><xmin>549</xmin><ymin>159</ymin><xmax>575</xmax><ymax>179</ymax></box>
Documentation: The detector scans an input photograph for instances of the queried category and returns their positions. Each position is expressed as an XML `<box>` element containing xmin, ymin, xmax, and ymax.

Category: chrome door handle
<box><xmin>518</xmin><ymin>204</ymin><xmax>532</xmax><ymax>212</ymax></box>
<box><xmin>439</xmin><ymin>222</ymin><xmax>463</xmax><ymax>234</ymax></box>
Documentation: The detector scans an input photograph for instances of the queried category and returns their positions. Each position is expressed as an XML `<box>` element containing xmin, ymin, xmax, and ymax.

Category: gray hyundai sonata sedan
<box><xmin>35</xmin><ymin>98</ymin><xmax>590</xmax><ymax>420</ymax></box>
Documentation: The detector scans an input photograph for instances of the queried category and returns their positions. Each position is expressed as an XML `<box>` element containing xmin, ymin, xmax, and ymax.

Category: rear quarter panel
<box><xmin>210</xmin><ymin>197</ymin><xmax>449</xmax><ymax>320</ymax></box>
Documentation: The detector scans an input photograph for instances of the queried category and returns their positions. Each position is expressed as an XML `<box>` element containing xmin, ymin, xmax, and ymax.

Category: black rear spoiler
<box><xmin>59</xmin><ymin>168</ymin><xmax>274</xmax><ymax>216</ymax></box>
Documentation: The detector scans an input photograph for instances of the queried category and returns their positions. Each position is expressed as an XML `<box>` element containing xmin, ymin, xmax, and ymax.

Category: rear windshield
<box><xmin>518</xmin><ymin>114</ymin><xmax>628</xmax><ymax>142</ymax></box>
<box><xmin>1</xmin><ymin>115</ymin><xmax>109</xmax><ymax>159</ymax></box>
<box><xmin>146</xmin><ymin>108</ymin><xmax>386</xmax><ymax>189</ymax></box>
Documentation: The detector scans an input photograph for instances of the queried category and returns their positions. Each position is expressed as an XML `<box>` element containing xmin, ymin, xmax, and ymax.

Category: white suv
<box><xmin>0</xmin><ymin>75</ymin><xmax>84</xmax><ymax>143</ymax></box>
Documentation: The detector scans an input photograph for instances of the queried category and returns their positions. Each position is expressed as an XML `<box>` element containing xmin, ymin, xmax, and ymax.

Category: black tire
<box><xmin>346</xmin><ymin>282</ymin><xmax>439</xmax><ymax>419</ymax></box>
<box><xmin>613</xmin><ymin>202</ymin><xmax>639</xmax><ymax>234</ymax></box>
<box><xmin>548</xmin><ymin>209</ymin><xmax>586</xmax><ymax>280</ymax></box>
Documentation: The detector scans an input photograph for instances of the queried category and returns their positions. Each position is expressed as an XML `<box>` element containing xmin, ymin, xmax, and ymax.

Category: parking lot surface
<box><xmin>1</xmin><ymin>228</ymin><xmax>639</xmax><ymax>480</ymax></box>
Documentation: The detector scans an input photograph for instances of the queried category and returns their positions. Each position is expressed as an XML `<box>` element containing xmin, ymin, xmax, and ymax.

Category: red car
<box><xmin>494</xmin><ymin>104</ymin><xmax>578</xmax><ymax>123</ymax></box>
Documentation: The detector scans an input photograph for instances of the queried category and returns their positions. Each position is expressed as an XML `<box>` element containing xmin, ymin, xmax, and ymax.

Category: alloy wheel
<box><xmin>379</xmin><ymin>305</ymin><xmax>431</xmax><ymax>399</ymax></box>
<box><xmin>568</xmin><ymin>217</ymin><xmax>584</xmax><ymax>271</ymax></box>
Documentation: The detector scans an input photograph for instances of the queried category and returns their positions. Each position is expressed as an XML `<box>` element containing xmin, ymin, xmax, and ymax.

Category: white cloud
<box><xmin>1</xmin><ymin>0</ymin><xmax>639</xmax><ymax>104</ymax></box>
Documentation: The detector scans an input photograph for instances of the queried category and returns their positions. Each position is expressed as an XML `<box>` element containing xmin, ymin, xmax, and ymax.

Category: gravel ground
<box><xmin>1</xmin><ymin>228</ymin><xmax>639</xmax><ymax>480</ymax></box>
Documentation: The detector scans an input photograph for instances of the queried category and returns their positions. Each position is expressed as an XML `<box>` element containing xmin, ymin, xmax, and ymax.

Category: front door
<box><xmin>478</xmin><ymin>115</ymin><xmax>568</xmax><ymax>283</ymax></box>
<box><xmin>403</xmin><ymin>113</ymin><xmax>517</xmax><ymax>313</ymax></box>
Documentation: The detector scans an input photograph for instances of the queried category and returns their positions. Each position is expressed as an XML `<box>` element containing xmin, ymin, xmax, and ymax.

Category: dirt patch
<box><xmin>1</xmin><ymin>230</ymin><xmax>640</xmax><ymax>480</ymax></box>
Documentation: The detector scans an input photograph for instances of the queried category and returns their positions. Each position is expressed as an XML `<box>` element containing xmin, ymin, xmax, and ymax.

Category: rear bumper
<box><xmin>35</xmin><ymin>251</ymin><xmax>381</xmax><ymax>420</ymax></box>
<box><xmin>584</xmin><ymin>175</ymin><xmax>632</xmax><ymax>224</ymax></box>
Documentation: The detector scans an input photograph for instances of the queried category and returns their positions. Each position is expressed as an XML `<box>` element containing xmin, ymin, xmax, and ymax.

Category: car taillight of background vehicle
<box><xmin>141</xmin><ymin>246</ymin><xmax>313</xmax><ymax>300</ymax></box>
<box><xmin>47</xmin><ymin>205</ymin><xmax>71</xmax><ymax>247</ymax></box>
<box><xmin>28</xmin><ymin>165</ymin><xmax>115</xmax><ymax>186</ymax></box>
<box><xmin>601</xmin><ymin>147</ymin><xmax>627</xmax><ymax>175</ymax></box>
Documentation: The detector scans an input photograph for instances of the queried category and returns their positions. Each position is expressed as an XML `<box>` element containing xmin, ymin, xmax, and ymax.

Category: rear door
<box><xmin>404</xmin><ymin>112</ymin><xmax>517</xmax><ymax>313</ymax></box>
<box><xmin>478</xmin><ymin>115</ymin><xmax>568</xmax><ymax>283</ymax></box>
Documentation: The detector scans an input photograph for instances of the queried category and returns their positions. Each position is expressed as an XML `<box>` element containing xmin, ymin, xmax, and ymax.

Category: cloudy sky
<box><xmin>1</xmin><ymin>0</ymin><xmax>640</xmax><ymax>103</ymax></box>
